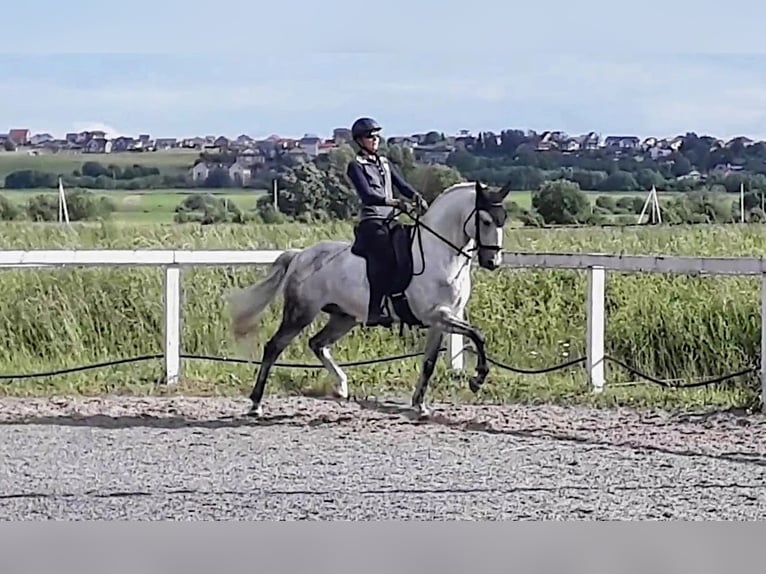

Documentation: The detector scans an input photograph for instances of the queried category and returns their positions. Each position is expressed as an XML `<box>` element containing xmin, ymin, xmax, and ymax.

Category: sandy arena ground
<box><xmin>0</xmin><ymin>395</ymin><xmax>764</xmax><ymax>520</ymax></box>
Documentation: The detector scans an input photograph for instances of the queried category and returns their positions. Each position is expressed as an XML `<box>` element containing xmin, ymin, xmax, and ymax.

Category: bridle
<box><xmin>388</xmin><ymin>191</ymin><xmax>506</xmax><ymax>277</ymax></box>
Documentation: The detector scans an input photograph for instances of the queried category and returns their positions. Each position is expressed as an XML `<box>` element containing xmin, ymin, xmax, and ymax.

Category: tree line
<box><xmin>253</xmin><ymin>139</ymin><xmax>764</xmax><ymax>227</ymax></box>
<box><xmin>4</xmin><ymin>129</ymin><xmax>766</xmax><ymax>226</ymax></box>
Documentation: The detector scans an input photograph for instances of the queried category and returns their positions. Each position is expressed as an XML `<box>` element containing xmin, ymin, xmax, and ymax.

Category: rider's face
<box><xmin>362</xmin><ymin>132</ymin><xmax>380</xmax><ymax>152</ymax></box>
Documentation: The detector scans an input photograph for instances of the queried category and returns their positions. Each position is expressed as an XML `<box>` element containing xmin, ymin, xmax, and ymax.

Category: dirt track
<box><xmin>0</xmin><ymin>396</ymin><xmax>764</xmax><ymax>520</ymax></box>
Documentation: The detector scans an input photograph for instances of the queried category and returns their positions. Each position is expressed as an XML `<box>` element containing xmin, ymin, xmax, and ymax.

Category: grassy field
<box><xmin>0</xmin><ymin>150</ymin><xmax>197</xmax><ymax>179</ymax></box>
<box><xmin>0</xmin><ymin>187</ymin><xmax>658</xmax><ymax>224</ymax></box>
<box><xmin>1</xmin><ymin>188</ymin><xmax>268</xmax><ymax>223</ymax></box>
<box><xmin>0</xmin><ymin>220</ymin><xmax>761</xmax><ymax>411</ymax></box>
<box><xmin>507</xmin><ymin>189</ymin><xmax>673</xmax><ymax>211</ymax></box>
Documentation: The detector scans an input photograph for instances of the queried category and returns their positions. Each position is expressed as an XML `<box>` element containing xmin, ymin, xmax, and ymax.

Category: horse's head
<box><xmin>470</xmin><ymin>180</ymin><xmax>511</xmax><ymax>270</ymax></box>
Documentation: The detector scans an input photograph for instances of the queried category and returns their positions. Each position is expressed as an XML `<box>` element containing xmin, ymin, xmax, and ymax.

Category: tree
<box><xmin>173</xmin><ymin>194</ymin><xmax>249</xmax><ymax>224</ymax></box>
<box><xmin>0</xmin><ymin>195</ymin><xmax>22</xmax><ymax>221</ymax></box>
<box><xmin>277</xmin><ymin>161</ymin><xmax>356</xmax><ymax>220</ymax></box>
<box><xmin>410</xmin><ymin>164</ymin><xmax>464</xmax><ymax>203</ymax></box>
<box><xmin>532</xmin><ymin>180</ymin><xmax>592</xmax><ymax>224</ymax></box>
<box><xmin>25</xmin><ymin>189</ymin><xmax>116</xmax><ymax>222</ymax></box>
<box><xmin>387</xmin><ymin>144</ymin><xmax>417</xmax><ymax>179</ymax></box>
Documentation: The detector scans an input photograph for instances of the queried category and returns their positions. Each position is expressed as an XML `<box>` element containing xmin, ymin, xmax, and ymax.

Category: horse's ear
<box><xmin>475</xmin><ymin>181</ymin><xmax>488</xmax><ymax>196</ymax></box>
<box><xmin>496</xmin><ymin>180</ymin><xmax>512</xmax><ymax>200</ymax></box>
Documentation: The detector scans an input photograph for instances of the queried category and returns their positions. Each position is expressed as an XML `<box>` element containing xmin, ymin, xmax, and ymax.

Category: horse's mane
<box><xmin>429</xmin><ymin>181</ymin><xmax>476</xmax><ymax>209</ymax></box>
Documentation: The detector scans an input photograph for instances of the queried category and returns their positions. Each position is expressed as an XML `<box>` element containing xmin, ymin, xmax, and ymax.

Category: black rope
<box><xmin>0</xmin><ymin>349</ymin><xmax>441</xmax><ymax>381</ymax></box>
<box><xmin>603</xmin><ymin>355</ymin><xmax>757</xmax><ymax>389</ymax></box>
<box><xmin>0</xmin><ymin>346</ymin><xmax>756</xmax><ymax>391</ymax></box>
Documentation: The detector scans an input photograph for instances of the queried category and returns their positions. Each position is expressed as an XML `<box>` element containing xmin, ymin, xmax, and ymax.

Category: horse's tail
<box><xmin>227</xmin><ymin>248</ymin><xmax>301</xmax><ymax>340</ymax></box>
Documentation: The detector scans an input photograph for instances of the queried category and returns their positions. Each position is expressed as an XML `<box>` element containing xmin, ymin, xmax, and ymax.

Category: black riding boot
<box><xmin>366</xmin><ymin>285</ymin><xmax>392</xmax><ymax>327</ymax></box>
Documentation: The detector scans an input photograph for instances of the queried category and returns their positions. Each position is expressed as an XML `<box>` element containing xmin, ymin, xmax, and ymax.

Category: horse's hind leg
<box><xmin>248</xmin><ymin>300</ymin><xmax>317</xmax><ymax>417</ymax></box>
<box><xmin>308</xmin><ymin>311</ymin><xmax>358</xmax><ymax>399</ymax></box>
<box><xmin>411</xmin><ymin>326</ymin><xmax>444</xmax><ymax>417</ymax></box>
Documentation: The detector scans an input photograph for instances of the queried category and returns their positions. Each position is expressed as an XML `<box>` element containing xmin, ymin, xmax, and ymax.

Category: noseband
<box><xmin>393</xmin><ymin>189</ymin><xmax>506</xmax><ymax>279</ymax></box>
<box><xmin>462</xmin><ymin>193</ymin><xmax>507</xmax><ymax>259</ymax></box>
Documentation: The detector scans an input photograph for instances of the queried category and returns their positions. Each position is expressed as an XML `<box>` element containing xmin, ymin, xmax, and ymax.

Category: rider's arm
<box><xmin>390</xmin><ymin>164</ymin><xmax>418</xmax><ymax>199</ymax></box>
<box><xmin>347</xmin><ymin>161</ymin><xmax>396</xmax><ymax>206</ymax></box>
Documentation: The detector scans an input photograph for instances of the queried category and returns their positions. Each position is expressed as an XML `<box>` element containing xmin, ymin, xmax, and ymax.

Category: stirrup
<box><xmin>365</xmin><ymin>311</ymin><xmax>393</xmax><ymax>327</ymax></box>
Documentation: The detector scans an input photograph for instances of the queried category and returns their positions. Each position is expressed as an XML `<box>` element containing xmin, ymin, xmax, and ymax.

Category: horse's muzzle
<box><xmin>478</xmin><ymin>257</ymin><xmax>499</xmax><ymax>270</ymax></box>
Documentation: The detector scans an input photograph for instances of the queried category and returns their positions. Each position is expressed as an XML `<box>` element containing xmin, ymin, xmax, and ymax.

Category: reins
<box><xmin>390</xmin><ymin>196</ymin><xmax>503</xmax><ymax>278</ymax></box>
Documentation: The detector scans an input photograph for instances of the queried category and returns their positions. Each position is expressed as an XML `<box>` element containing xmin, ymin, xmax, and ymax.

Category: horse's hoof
<box><xmin>415</xmin><ymin>404</ymin><xmax>430</xmax><ymax>419</ymax></box>
<box><xmin>247</xmin><ymin>403</ymin><xmax>263</xmax><ymax>418</ymax></box>
<box><xmin>333</xmin><ymin>384</ymin><xmax>349</xmax><ymax>401</ymax></box>
<box><xmin>469</xmin><ymin>376</ymin><xmax>484</xmax><ymax>393</ymax></box>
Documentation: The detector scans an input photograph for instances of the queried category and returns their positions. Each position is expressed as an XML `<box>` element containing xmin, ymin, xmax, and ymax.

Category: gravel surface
<box><xmin>0</xmin><ymin>395</ymin><xmax>764</xmax><ymax>520</ymax></box>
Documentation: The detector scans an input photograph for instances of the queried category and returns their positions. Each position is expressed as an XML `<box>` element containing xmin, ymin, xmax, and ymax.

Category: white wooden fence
<box><xmin>1</xmin><ymin>248</ymin><xmax>765</xmax><ymax>410</ymax></box>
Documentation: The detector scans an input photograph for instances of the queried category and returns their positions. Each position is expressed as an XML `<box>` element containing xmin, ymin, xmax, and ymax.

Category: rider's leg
<box><xmin>359</xmin><ymin>219</ymin><xmax>393</xmax><ymax>326</ymax></box>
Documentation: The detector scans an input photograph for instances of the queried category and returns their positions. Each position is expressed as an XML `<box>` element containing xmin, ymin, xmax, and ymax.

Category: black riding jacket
<box><xmin>346</xmin><ymin>153</ymin><xmax>418</xmax><ymax>221</ymax></box>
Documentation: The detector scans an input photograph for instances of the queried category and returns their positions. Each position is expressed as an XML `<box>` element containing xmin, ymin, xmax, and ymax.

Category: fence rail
<box><xmin>1</xmin><ymin>249</ymin><xmax>764</xmax><ymax>409</ymax></box>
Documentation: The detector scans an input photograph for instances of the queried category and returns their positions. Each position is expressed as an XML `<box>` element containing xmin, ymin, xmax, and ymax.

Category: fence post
<box><xmin>587</xmin><ymin>265</ymin><xmax>606</xmax><ymax>393</ymax></box>
<box><xmin>164</xmin><ymin>265</ymin><xmax>182</xmax><ymax>385</ymax></box>
<box><xmin>446</xmin><ymin>310</ymin><xmax>464</xmax><ymax>372</ymax></box>
<box><xmin>761</xmin><ymin>274</ymin><xmax>766</xmax><ymax>413</ymax></box>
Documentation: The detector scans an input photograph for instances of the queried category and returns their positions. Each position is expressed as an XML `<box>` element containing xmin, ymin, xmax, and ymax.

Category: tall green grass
<box><xmin>0</xmin><ymin>221</ymin><xmax>762</xmax><ymax>409</ymax></box>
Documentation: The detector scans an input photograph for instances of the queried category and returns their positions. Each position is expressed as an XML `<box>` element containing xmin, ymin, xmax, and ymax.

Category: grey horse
<box><xmin>227</xmin><ymin>180</ymin><xmax>511</xmax><ymax>417</ymax></box>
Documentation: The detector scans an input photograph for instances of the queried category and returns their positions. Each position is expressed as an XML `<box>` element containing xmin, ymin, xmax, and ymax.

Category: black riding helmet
<box><xmin>351</xmin><ymin>117</ymin><xmax>382</xmax><ymax>140</ymax></box>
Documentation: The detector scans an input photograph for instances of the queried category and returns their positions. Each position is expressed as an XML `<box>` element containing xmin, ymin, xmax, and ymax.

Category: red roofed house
<box><xmin>8</xmin><ymin>129</ymin><xmax>30</xmax><ymax>146</ymax></box>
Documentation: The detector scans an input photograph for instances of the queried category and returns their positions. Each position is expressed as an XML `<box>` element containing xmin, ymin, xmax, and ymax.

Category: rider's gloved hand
<box><xmin>386</xmin><ymin>197</ymin><xmax>405</xmax><ymax>209</ymax></box>
<box><xmin>413</xmin><ymin>192</ymin><xmax>428</xmax><ymax>212</ymax></box>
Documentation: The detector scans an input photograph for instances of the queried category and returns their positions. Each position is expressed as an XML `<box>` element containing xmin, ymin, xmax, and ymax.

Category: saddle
<box><xmin>351</xmin><ymin>221</ymin><xmax>424</xmax><ymax>328</ymax></box>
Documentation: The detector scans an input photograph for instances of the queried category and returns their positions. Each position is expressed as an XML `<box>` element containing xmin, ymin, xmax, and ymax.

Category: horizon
<box><xmin>4</xmin><ymin>124</ymin><xmax>766</xmax><ymax>146</ymax></box>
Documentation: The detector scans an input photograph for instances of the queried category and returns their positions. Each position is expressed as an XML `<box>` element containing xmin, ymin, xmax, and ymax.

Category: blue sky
<box><xmin>2</xmin><ymin>0</ymin><xmax>766</xmax><ymax>141</ymax></box>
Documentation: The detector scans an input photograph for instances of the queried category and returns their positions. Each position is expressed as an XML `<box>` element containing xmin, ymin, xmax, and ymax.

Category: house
<box><xmin>181</xmin><ymin>137</ymin><xmax>205</xmax><ymax>149</ymax></box>
<box><xmin>191</xmin><ymin>162</ymin><xmax>215</xmax><ymax>182</ymax></box>
<box><xmin>84</xmin><ymin>138</ymin><xmax>112</xmax><ymax>153</ymax></box>
<box><xmin>228</xmin><ymin>160</ymin><xmax>252</xmax><ymax>185</ymax></box>
<box><xmin>533</xmin><ymin>131</ymin><xmax>570</xmax><ymax>151</ymax></box>
<box><xmin>317</xmin><ymin>141</ymin><xmax>338</xmax><ymax>156</ymax></box>
<box><xmin>111</xmin><ymin>136</ymin><xmax>137</xmax><ymax>152</ymax></box>
<box><xmin>235</xmin><ymin>134</ymin><xmax>254</xmax><ymax>147</ymax></box>
<box><xmin>725</xmin><ymin>136</ymin><xmax>754</xmax><ymax>148</ymax></box>
<box><xmin>214</xmin><ymin>136</ymin><xmax>230</xmax><ymax>149</ymax></box>
<box><xmin>29</xmin><ymin>133</ymin><xmax>54</xmax><ymax>146</ymax></box>
<box><xmin>648</xmin><ymin>145</ymin><xmax>673</xmax><ymax>160</ymax></box>
<box><xmin>386</xmin><ymin>136</ymin><xmax>417</xmax><ymax>148</ymax></box>
<box><xmin>413</xmin><ymin>144</ymin><xmax>454</xmax><ymax>164</ymax></box>
<box><xmin>332</xmin><ymin>128</ymin><xmax>352</xmax><ymax>144</ymax></box>
<box><xmin>8</xmin><ymin>129</ymin><xmax>30</xmax><ymax>145</ymax></box>
<box><xmin>560</xmin><ymin>139</ymin><xmax>582</xmax><ymax>152</ymax></box>
<box><xmin>299</xmin><ymin>134</ymin><xmax>322</xmax><ymax>157</ymax></box>
<box><xmin>678</xmin><ymin>169</ymin><xmax>702</xmax><ymax>181</ymax></box>
<box><xmin>454</xmin><ymin>130</ymin><xmax>477</xmax><ymax>150</ymax></box>
<box><xmin>711</xmin><ymin>163</ymin><xmax>745</xmax><ymax>177</ymax></box>
<box><xmin>668</xmin><ymin>136</ymin><xmax>685</xmax><ymax>151</ymax></box>
<box><xmin>287</xmin><ymin>147</ymin><xmax>311</xmax><ymax>163</ymax></box>
<box><xmin>576</xmin><ymin>132</ymin><xmax>600</xmax><ymax>150</ymax></box>
<box><xmin>604</xmin><ymin>136</ymin><xmax>640</xmax><ymax>150</ymax></box>
<box><xmin>235</xmin><ymin>149</ymin><xmax>266</xmax><ymax>167</ymax></box>
<box><xmin>154</xmin><ymin>138</ymin><xmax>177</xmax><ymax>150</ymax></box>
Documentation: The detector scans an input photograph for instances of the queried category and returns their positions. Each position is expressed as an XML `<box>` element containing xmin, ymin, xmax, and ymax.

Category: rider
<box><xmin>346</xmin><ymin>116</ymin><xmax>428</xmax><ymax>327</ymax></box>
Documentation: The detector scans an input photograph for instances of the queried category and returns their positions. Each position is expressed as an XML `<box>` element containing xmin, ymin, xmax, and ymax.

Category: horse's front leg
<box><xmin>434</xmin><ymin>307</ymin><xmax>488</xmax><ymax>393</ymax></box>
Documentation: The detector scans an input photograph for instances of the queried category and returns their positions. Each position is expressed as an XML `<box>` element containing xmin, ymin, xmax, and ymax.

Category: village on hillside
<box><xmin>0</xmin><ymin>126</ymin><xmax>760</xmax><ymax>188</ymax></box>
